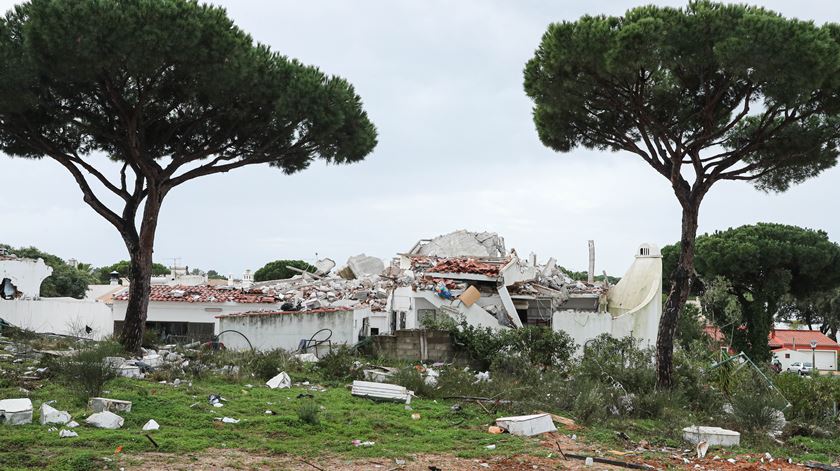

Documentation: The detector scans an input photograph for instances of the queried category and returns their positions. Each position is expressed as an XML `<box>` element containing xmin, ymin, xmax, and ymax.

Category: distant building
<box><xmin>770</xmin><ymin>329</ymin><xmax>839</xmax><ymax>371</ymax></box>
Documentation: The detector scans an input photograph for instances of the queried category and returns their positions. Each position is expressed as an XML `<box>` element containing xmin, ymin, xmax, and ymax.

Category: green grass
<box><xmin>0</xmin><ymin>375</ymin><xmax>543</xmax><ymax>470</ymax></box>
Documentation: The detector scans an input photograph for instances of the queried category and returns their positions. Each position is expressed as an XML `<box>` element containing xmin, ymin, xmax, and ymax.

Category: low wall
<box><xmin>0</xmin><ymin>298</ymin><xmax>113</xmax><ymax>339</ymax></box>
<box><xmin>217</xmin><ymin>309</ymin><xmax>357</xmax><ymax>352</ymax></box>
<box><xmin>368</xmin><ymin>329</ymin><xmax>454</xmax><ymax>362</ymax></box>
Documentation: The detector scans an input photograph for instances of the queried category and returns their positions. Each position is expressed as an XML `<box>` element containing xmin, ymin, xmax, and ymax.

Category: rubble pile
<box><xmin>427</xmin><ymin>258</ymin><xmax>502</xmax><ymax>276</ymax></box>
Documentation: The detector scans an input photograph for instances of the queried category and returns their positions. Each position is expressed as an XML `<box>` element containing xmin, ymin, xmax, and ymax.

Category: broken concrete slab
<box><xmin>495</xmin><ymin>413</ymin><xmax>557</xmax><ymax>436</ymax></box>
<box><xmin>411</xmin><ymin>230</ymin><xmax>506</xmax><ymax>258</ymax></box>
<box><xmin>346</xmin><ymin>254</ymin><xmax>385</xmax><ymax>279</ymax></box>
<box><xmin>0</xmin><ymin>398</ymin><xmax>33</xmax><ymax>425</ymax></box>
<box><xmin>40</xmin><ymin>403</ymin><xmax>71</xmax><ymax>425</ymax></box>
<box><xmin>362</xmin><ymin>366</ymin><xmax>399</xmax><ymax>383</ymax></box>
<box><xmin>89</xmin><ymin>397</ymin><xmax>132</xmax><ymax>413</ymax></box>
<box><xmin>266</xmin><ymin>372</ymin><xmax>291</xmax><ymax>389</ymax></box>
<box><xmin>58</xmin><ymin>429</ymin><xmax>78</xmax><ymax>438</ymax></box>
<box><xmin>293</xmin><ymin>353</ymin><xmax>319</xmax><ymax>363</ymax></box>
<box><xmin>314</xmin><ymin>258</ymin><xmax>336</xmax><ymax>276</ymax></box>
<box><xmin>351</xmin><ymin>380</ymin><xmax>413</xmax><ymax>404</ymax></box>
<box><xmin>682</xmin><ymin>426</ymin><xmax>740</xmax><ymax>447</ymax></box>
<box><xmin>85</xmin><ymin>411</ymin><xmax>124</xmax><ymax>429</ymax></box>
<box><xmin>116</xmin><ymin>365</ymin><xmax>143</xmax><ymax>378</ymax></box>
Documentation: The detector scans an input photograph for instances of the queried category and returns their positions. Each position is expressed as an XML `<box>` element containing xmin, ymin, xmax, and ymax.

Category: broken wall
<box><xmin>0</xmin><ymin>258</ymin><xmax>53</xmax><ymax>299</ymax></box>
<box><xmin>366</xmin><ymin>329</ymin><xmax>454</xmax><ymax>362</ymax></box>
<box><xmin>0</xmin><ymin>298</ymin><xmax>113</xmax><ymax>339</ymax></box>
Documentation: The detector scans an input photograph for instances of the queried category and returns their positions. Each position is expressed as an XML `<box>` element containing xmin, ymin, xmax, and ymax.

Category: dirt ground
<box><xmin>122</xmin><ymin>431</ymin><xmax>813</xmax><ymax>471</ymax></box>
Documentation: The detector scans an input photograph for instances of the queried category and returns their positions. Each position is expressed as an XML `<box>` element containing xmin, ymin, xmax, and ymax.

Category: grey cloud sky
<box><xmin>1</xmin><ymin>0</ymin><xmax>839</xmax><ymax>277</ymax></box>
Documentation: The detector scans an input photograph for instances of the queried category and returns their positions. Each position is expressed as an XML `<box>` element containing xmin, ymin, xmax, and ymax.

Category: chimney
<box><xmin>587</xmin><ymin>240</ymin><xmax>595</xmax><ymax>284</ymax></box>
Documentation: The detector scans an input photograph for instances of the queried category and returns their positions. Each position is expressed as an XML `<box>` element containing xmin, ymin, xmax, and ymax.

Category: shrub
<box><xmin>774</xmin><ymin>373</ymin><xmax>840</xmax><ymax>427</ymax></box>
<box><xmin>49</xmin><ymin>341</ymin><xmax>122</xmax><ymax>402</ymax></box>
<box><xmin>505</xmin><ymin>326</ymin><xmax>576</xmax><ymax>369</ymax></box>
<box><xmin>247</xmin><ymin>349</ymin><xmax>293</xmax><ymax>381</ymax></box>
<box><xmin>317</xmin><ymin>346</ymin><xmax>362</xmax><ymax>382</ymax></box>
<box><xmin>296</xmin><ymin>401</ymin><xmax>320</xmax><ymax>425</ymax></box>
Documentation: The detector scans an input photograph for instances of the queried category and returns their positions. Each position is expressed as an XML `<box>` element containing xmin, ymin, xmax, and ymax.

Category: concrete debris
<box><xmin>89</xmin><ymin>397</ymin><xmax>132</xmax><ymax>413</ymax></box>
<box><xmin>58</xmin><ymin>429</ymin><xmax>78</xmax><ymax>438</ymax></box>
<box><xmin>142</xmin><ymin>419</ymin><xmax>160</xmax><ymax>431</ymax></box>
<box><xmin>66</xmin><ymin>420</ymin><xmax>79</xmax><ymax>428</ymax></box>
<box><xmin>410</xmin><ymin>230</ymin><xmax>506</xmax><ymax>258</ymax></box>
<box><xmin>351</xmin><ymin>380</ymin><xmax>413</xmax><ymax>404</ymax></box>
<box><xmin>40</xmin><ymin>403</ymin><xmax>71</xmax><ymax>425</ymax></box>
<box><xmin>362</xmin><ymin>366</ymin><xmax>399</xmax><ymax>383</ymax></box>
<box><xmin>217</xmin><ymin>417</ymin><xmax>239</xmax><ymax>424</ymax></box>
<box><xmin>86</xmin><ymin>411</ymin><xmax>124</xmax><ymax>429</ymax></box>
<box><xmin>266</xmin><ymin>372</ymin><xmax>291</xmax><ymax>389</ymax></box>
<box><xmin>314</xmin><ymin>258</ymin><xmax>336</xmax><ymax>276</ymax></box>
<box><xmin>682</xmin><ymin>426</ymin><xmax>740</xmax><ymax>447</ymax></box>
<box><xmin>0</xmin><ymin>398</ymin><xmax>33</xmax><ymax>425</ymax></box>
<box><xmin>495</xmin><ymin>414</ymin><xmax>557</xmax><ymax>436</ymax></box>
<box><xmin>352</xmin><ymin>440</ymin><xmax>375</xmax><ymax>447</ymax></box>
<box><xmin>345</xmin><ymin>254</ymin><xmax>385</xmax><ymax>279</ymax></box>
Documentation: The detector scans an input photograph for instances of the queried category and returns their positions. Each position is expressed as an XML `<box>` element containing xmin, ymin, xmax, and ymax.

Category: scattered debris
<box><xmin>40</xmin><ymin>403</ymin><xmax>71</xmax><ymax>425</ymax></box>
<box><xmin>266</xmin><ymin>372</ymin><xmax>291</xmax><ymax>389</ymax></box>
<box><xmin>142</xmin><ymin>419</ymin><xmax>160</xmax><ymax>431</ymax></box>
<box><xmin>58</xmin><ymin>429</ymin><xmax>78</xmax><ymax>438</ymax></box>
<box><xmin>488</xmin><ymin>426</ymin><xmax>504</xmax><ymax>434</ymax></box>
<box><xmin>89</xmin><ymin>397</ymin><xmax>132</xmax><ymax>413</ymax></box>
<box><xmin>352</xmin><ymin>440</ymin><xmax>375</xmax><ymax>447</ymax></box>
<box><xmin>495</xmin><ymin>413</ymin><xmax>557</xmax><ymax>437</ymax></box>
<box><xmin>411</xmin><ymin>413</ymin><xmax>421</xmax><ymax>420</ymax></box>
<box><xmin>66</xmin><ymin>420</ymin><xmax>79</xmax><ymax>428</ymax></box>
<box><xmin>485</xmin><ymin>444</ymin><xmax>496</xmax><ymax>450</ymax></box>
<box><xmin>85</xmin><ymin>411</ymin><xmax>124</xmax><ymax>429</ymax></box>
<box><xmin>696</xmin><ymin>440</ymin><xmax>709</xmax><ymax>459</ymax></box>
<box><xmin>362</xmin><ymin>366</ymin><xmax>399</xmax><ymax>383</ymax></box>
<box><xmin>0</xmin><ymin>398</ymin><xmax>33</xmax><ymax>425</ymax></box>
<box><xmin>217</xmin><ymin>417</ymin><xmax>239</xmax><ymax>424</ymax></box>
<box><xmin>293</xmin><ymin>353</ymin><xmax>319</xmax><ymax>363</ymax></box>
<box><xmin>351</xmin><ymin>380</ymin><xmax>413</xmax><ymax>404</ymax></box>
<box><xmin>208</xmin><ymin>394</ymin><xmax>224</xmax><ymax>407</ymax></box>
<box><xmin>682</xmin><ymin>426</ymin><xmax>740</xmax><ymax>447</ymax></box>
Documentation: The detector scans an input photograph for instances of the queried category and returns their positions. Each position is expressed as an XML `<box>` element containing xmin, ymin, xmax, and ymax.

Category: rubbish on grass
<box><xmin>208</xmin><ymin>394</ymin><xmax>224</xmax><ymax>407</ymax></box>
<box><xmin>266</xmin><ymin>372</ymin><xmax>291</xmax><ymax>389</ymax></box>
<box><xmin>362</xmin><ymin>366</ymin><xmax>399</xmax><ymax>383</ymax></box>
<box><xmin>294</xmin><ymin>353</ymin><xmax>319</xmax><ymax>363</ymax></box>
<box><xmin>85</xmin><ymin>411</ymin><xmax>124</xmax><ymax>429</ymax></box>
<box><xmin>585</xmin><ymin>457</ymin><xmax>594</xmax><ymax>467</ymax></box>
<box><xmin>351</xmin><ymin>380</ymin><xmax>413</xmax><ymax>404</ymax></box>
<box><xmin>58</xmin><ymin>429</ymin><xmax>78</xmax><ymax>438</ymax></box>
<box><xmin>495</xmin><ymin>413</ymin><xmax>557</xmax><ymax>437</ymax></box>
<box><xmin>216</xmin><ymin>417</ymin><xmax>239</xmax><ymax>424</ymax></box>
<box><xmin>66</xmin><ymin>421</ymin><xmax>79</xmax><ymax>428</ymax></box>
<box><xmin>142</xmin><ymin>419</ymin><xmax>160</xmax><ymax>431</ymax></box>
<box><xmin>352</xmin><ymin>440</ymin><xmax>375</xmax><ymax>447</ymax></box>
<box><xmin>564</xmin><ymin>453</ymin><xmax>651</xmax><ymax>470</ymax></box>
<box><xmin>485</xmin><ymin>444</ymin><xmax>496</xmax><ymax>450</ymax></box>
<box><xmin>474</xmin><ymin>371</ymin><xmax>490</xmax><ymax>382</ymax></box>
<box><xmin>411</xmin><ymin>413</ymin><xmax>420</xmax><ymax>420</ymax></box>
<box><xmin>682</xmin><ymin>426</ymin><xmax>740</xmax><ymax>447</ymax></box>
<box><xmin>0</xmin><ymin>398</ymin><xmax>33</xmax><ymax>425</ymax></box>
<box><xmin>40</xmin><ymin>403</ymin><xmax>71</xmax><ymax>425</ymax></box>
<box><xmin>89</xmin><ymin>397</ymin><xmax>132</xmax><ymax>413</ymax></box>
<box><xmin>488</xmin><ymin>426</ymin><xmax>504</xmax><ymax>434</ymax></box>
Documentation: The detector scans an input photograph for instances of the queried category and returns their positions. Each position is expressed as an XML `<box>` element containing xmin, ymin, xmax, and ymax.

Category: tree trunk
<box><xmin>656</xmin><ymin>202</ymin><xmax>699</xmax><ymax>388</ymax></box>
<box><xmin>118</xmin><ymin>193</ymin><xmax>163</xmax><ymax>353</ymax></box>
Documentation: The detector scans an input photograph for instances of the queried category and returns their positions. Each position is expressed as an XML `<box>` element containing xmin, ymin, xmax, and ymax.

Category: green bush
<box><xmin>247</xmin><ymin>349</ymin><xmax>293</xmax><ymax>381</ymax></box>
<box><xmin>317</xmin><ymin>346</ymin><xmax>362</xmax><ymax>382</ymax></box>
<box><xmin>774</xmin><ymin>373</ymin><xmax>840</xmax><ymax>427</ymax></box>
<box><xmin>49</xmin><ymin>341</ymin><xmax>123</xmax><ymax>403</ymax></box>
<box><xmin>449</xmin><ymin>322</ymin><xmax>576</xmax><ymax>371</ymax></box>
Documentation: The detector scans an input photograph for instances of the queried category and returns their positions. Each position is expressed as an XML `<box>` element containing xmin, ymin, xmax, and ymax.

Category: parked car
<box><xmin>787</xmin><ymin>361</ymin><xmax>813</xmax><ymax>375</ymax></box>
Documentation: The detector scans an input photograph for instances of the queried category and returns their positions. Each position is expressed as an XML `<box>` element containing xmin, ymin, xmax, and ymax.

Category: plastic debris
<box><xmin>352</xmin><ymin>440</ymin><xmax>375</xmax><ymax>447</ymax></box>
<box><xmin>488</xmin><ymin>426</ymin><xmax>504</xmax><ymax>434</ymax></box>
<box><xmin>142</xmin><ymin>419</ymin><xmax>160</xmax><ymax>431</ymax></box>
<box><xmin>485</xmin><ymin>444</ymin><xmax>496</xmax><ymax>450</ymax></box>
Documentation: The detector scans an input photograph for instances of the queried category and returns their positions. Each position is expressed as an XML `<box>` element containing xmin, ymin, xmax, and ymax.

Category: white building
<box><xmin>0</xmin><ymin>251</ymin><xmax>53</xmax><ymax>300</ymax></box>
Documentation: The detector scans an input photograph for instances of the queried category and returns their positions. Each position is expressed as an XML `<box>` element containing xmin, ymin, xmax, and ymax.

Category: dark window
<box><xmin>370</xmin><ymin>327</ymin><xmax>380</xmax><ymax>336</ymax></box>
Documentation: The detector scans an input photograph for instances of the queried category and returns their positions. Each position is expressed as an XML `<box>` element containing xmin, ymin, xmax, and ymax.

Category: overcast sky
<box><xmin>2</xmin><ymin>0</ymin><xmax>839</xmax><ymax>277</ymax></box>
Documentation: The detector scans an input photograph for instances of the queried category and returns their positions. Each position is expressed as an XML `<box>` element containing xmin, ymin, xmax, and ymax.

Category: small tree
<box><xmin>96</xmin><ymin>260</ymin><xmax>170</xmax><ymax>284</ymax></box>
<box><xmin>0</xmin><ymin>0</ymin><xmax>377</xmax><ymax>351</ymax></box>
<box><xmin>524</xmin><ymin>2</ymin><xmax>840</xmax><ymax>386</ymax></box>
<box><xmin>254</xmin><ymin>260</ymin><xmax>316</xmax><ymax>282</ymax></box>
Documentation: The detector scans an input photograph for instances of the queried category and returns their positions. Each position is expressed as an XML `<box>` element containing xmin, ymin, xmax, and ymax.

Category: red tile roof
<box><xmin>216</xmin><ymin>307</ymin><xmax>351</xmax><ymax>318</ymax></box>
<box><xmin>704</xmin><ymin>325</ymin><xmax>726</xmax><ymax>343</ymax></box>
<box><xmin>428</xmin><ymin>258</ymin><xmax>502</xmax><ymax>276</ymax></box>
<box><xmin>769</xmin><ymin>329</ymin><xmax>840</xmax><ymax>351</ymax></box>
<box><xmin>113</xmin><ymin>285</ymin><xmax>279</xmax><ymax>304</ymax></box>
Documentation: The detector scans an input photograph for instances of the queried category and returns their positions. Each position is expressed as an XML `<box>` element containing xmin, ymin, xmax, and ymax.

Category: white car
<box><xmin>787</xmin><ymin>361</ymin><xmax>813</xmax><ymax>375</ymax></box>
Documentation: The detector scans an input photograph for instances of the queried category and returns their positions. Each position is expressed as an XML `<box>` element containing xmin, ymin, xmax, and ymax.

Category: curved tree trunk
<box><xmin>118</xmin><ymin>192</ymin><xmax>163</xmax><ymax>353</ymax></box>
<box><xmin>656</xmin><ymin>203</ymin><xmax>699</xmax><ymax>388</ymax></box>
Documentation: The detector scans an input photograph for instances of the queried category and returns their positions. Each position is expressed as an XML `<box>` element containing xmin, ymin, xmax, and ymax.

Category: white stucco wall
<box><xmin>772</xmin><ymin>349</ymin><xmax>838</xmax><ymax>371</ymax></box>
<box><xmin>554</xmin><ymin>244</ymin><xmax>662</xmax><ymax>350</ymax></box>
<box><xmin>218</xmin><ymin>309</ymin><xmax>357</xmax><ymax>352</ymax></box>
<box><xmin>0</xmin><ymin>298</ymin><xmax>113</xmax><ymax>339</ymax></box>
<box><xmin>0</xmin><ymin>258</ymin><xmax>53</xmax><ymax>299</ymax></box>
<box><xmin>111</xmin><ymin>300</ymin><xmax>282</xmax><ymax>333</ymax></box>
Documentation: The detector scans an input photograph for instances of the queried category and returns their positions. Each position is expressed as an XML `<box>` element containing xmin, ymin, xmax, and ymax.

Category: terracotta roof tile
<box><xmin>113</xmin><ymin>285</ymin><xmax>279</xmax><ymax>304</ymax></box>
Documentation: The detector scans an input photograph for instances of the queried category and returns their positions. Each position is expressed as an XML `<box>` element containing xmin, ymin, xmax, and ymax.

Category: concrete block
<box><xmin>89</xmin><ymin>397</ymin><xmax>132</xmax><ymax>413</ymax></box>
<box><xmin>40</xmin><ymin>403</ymin><xmax>71</xmax><ymax>425</ymax></box>
<box><xmin>495</xmin><ymin>413</ymin><xmax>557</xmax><ymax>436</ymax></box>
<box><xmin>682</xmin><ymin>426</ymin><xmax>740</xmax><ymax>447</ymax></box>
<box><xmin>86</xmin><ymin>411</ymin><xmax>124</xmax><ymax>429</ymax></box>
<box><xmin>0</xmin><ymin>398</ymin><xmax>33</xmax><ymax>425</ymax></box>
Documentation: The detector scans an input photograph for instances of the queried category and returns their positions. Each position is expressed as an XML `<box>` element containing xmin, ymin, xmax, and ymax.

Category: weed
<box><xmin>297</xmin><ymin>401</ymin><xmax>321</xmax><ymax>425</ymax></box>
